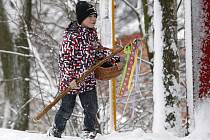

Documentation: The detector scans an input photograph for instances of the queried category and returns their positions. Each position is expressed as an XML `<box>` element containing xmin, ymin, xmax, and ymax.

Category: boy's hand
<box><xmin>69</xmin><ymin>79</ymin><xmax>79</xmax><ymax>90</ymax></box>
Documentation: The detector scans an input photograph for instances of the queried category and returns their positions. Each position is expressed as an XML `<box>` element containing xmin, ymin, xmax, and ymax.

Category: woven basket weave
<box><xmin>95</xmin><ymin>62</ymin><xmax>123</xmax><ymax>80</ymax></box>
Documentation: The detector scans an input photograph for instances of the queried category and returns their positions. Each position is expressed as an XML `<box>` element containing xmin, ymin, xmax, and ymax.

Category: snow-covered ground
<box><xmin>0</xmin><ymin>128</ymin><xmax>177</xmax><ymax>140</ymax></box>
<box><xmin>0</xmin><ymin>126</ymin><xmax>209</xmax><ymax>140</ymax></box>
<box><xmin>1</xmin><ymin>99</ymin><xmax>210</xmax><ymax>140</ymax></box>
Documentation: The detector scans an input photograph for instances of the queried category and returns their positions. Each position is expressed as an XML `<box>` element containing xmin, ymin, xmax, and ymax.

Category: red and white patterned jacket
<box><xmin>59</xmin><ymin>21</ymin><xmax>119</xmax><ymax>94</ymax></box>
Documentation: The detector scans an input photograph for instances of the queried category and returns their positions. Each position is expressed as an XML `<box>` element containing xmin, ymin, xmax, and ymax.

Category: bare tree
<box><xmin>13</xmin><ymin>0</ymin><xmax>32</xmax><ymax>130</ymax></box>
<box><xmin>0</xmin><ymin>0</ymin><xmax>15</xmax><ymax>128</ymax></box>
<box><xmin>142</xmin><ymin>0</ymin><xmax>154</xmax><ymax>71</ymax></box>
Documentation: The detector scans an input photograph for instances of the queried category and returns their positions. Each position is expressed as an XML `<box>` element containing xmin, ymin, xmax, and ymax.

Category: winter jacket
<box><xmin>59</xmin><ymin>21</ymin><xmax>119</xmax><ymax>94</ymax></box>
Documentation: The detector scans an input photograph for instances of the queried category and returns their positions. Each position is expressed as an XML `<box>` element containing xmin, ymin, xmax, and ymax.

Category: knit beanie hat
<box><xmin>76</xmin><ymin>1</ymin><xmax>97</xmax><ymax>25</ymax></box>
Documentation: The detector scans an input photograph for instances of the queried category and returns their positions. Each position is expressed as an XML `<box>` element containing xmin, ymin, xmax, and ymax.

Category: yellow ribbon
<box><xmin>127</xmin><ymin>49</ymin><xmax>138</xmax><ymax>92</ymax></box>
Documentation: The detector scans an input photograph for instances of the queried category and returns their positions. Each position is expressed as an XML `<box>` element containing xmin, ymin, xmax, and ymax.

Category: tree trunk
<box><xmin>142</xmin><ymin>0</ymin><xmax>154</xmax><ymax>71</ymax></box>
<box><xmin>160</xmin><ymin>0</ymin><xmax>181</xmax><ymax>134</ymax></box>
<box><xmin>2</xmin><ymin>100</ymin><xmax>11</xmax><ymax>128</ymax></box>
<box><xmin>184</xmin><ymin>0</ymin><xmax>194</xmax><ymax>136</ymax></box>
<box><xmin>0</xmin><ymin>0</ymin><xmax>15</xmax><ymax>128</ymax></box>
<box><xmin>14</xmin><ymin>0</ymin><xmax>32</xmax><ymax>130</ymax></box>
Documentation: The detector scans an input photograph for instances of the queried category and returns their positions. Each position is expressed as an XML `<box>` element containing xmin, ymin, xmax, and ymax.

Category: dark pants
<box><xmin>54</xmin><ymin>88</ymin><xmax>98</xmax><ymax>133</ymax></box>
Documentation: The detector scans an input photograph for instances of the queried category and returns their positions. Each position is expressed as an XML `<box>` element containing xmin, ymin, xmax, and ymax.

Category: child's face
<box><xmin>81</xmin><ymin>14</ymin><xmax>97</xmax><ymax>29</ymax></box>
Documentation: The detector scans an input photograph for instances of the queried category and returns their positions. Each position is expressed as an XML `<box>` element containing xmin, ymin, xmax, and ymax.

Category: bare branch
<box><xmin>177</xmin><ymin>0</ymin><xmax>183</xmax><ymax>12</ymax></box>
<box><xmin>0</xmin><ymin>50</ymin><xmax>33</xmax><ymax>57</ymax></box>
<box><xmin>32</xmin><ymin>16</ymin><xmax>65</xmax><ymax>30</ymax></box>
<box><xmin>122</xmin><ymin>0</ymin><xmax>138</xmax><ymax>15</ymax></box>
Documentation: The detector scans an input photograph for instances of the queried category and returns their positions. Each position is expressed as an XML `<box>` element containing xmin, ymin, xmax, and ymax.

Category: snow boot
<box><xmin>81</xmin><ymin>130</ymin><xmax>97</xmax><ymax>139</ymax></box>
<box><xmin>47</xmin><ymin>126</ymin><xmax>62</xmax><ymax>138</ymax></box>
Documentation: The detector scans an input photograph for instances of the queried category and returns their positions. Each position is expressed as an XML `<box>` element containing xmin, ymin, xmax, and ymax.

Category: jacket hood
<box><xmin>66</xmin><ymin>21</ymin><xmax>78</xmax><ymax>32</ymax></box>
<box><xmin>66</xmin><ymin>21</ymin><xmax>96</xmax><ymax>33</ymax></box>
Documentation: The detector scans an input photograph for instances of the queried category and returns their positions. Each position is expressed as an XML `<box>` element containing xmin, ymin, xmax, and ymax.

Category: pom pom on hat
<box><xmin>76</xmin><ymin>1</ymin><xmax>97</xmax><ymax>25</ymax></box>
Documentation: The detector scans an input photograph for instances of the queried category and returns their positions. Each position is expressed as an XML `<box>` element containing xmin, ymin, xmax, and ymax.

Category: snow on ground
<box><xmin>1</xmin><ymin>99</ymin><xmax>210</xmax><ymax>140</ymax></box>
<box><xmin>0</xmin><ymin>125</ymin><xmax>209</xmax><ymax>140</ymax></box>
<box><xmin>0</xmin><ymin>128</ymin><xmax>180</xmax><ymax>140</ymax></box>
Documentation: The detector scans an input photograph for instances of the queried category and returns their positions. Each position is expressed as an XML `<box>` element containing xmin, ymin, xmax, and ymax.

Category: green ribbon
<box><xmin>120</xmin><ymin>45</ymin><xmax>132</xmax><ymax>89</ymax></box>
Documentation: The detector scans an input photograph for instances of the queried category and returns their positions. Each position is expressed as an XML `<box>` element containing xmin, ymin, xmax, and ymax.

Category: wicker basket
<box><xmin>95</xmin><ymin>62</ymin><xmax>123</xmax><ymax>80</ymax></box>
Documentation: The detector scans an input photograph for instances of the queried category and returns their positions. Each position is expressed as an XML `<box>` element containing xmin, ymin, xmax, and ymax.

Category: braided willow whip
<box><xmin>33</xmin><ymin>45</ymin><xmax>125</xmax><ymax>122</ymax></box>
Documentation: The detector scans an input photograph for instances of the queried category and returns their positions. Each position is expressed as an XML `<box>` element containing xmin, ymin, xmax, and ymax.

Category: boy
<box><xmin>47</xmin><ymin>1</ymin><xmax>119</xmax><ymax>139</ymax></box>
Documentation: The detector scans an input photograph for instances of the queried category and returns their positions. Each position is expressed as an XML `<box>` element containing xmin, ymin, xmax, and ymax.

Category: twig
<box><xmin>0</xmin><ymin>50</ymin><xmax>33</xmax><ymax>57</ymax></box>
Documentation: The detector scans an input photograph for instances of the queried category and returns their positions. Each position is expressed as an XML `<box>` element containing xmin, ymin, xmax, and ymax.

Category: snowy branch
<box><xmin>10</xmin><ymin>0</ymin><xmax>56</xmax><ymax>92</ymax></box>
<box><xmin>25</xmin><ymin>26</ymin><xmax>56</xmax><ymax>91</ymax></box>
<box><xmin>177</xmin><ymin>0</ymin><xmax>183</xmax><ymax>12</ymax></box>
<box><xmin>122</xmin><ymin>0</ymin><xmax>138</xmax><ymax>13</ymax></box>
<box><xmin>0</xmin><ymin>50</ymin><xmax>33</xmax><ymax>57</ymax></box>
<box><xmin>138</xmin><ymin>57</ymin><xmax>153</xmax><ymax>66</ymax></box>
<box><xmin>32</xmin><ymin>16</ymin><xmax>65</xmax><ymax>30</ymax></box>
